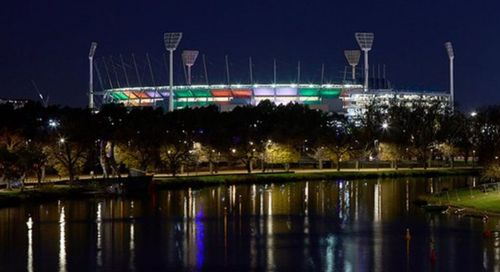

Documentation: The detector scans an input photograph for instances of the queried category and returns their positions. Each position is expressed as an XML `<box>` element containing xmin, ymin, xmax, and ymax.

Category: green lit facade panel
<box><xmin>302</xmin><ymin>100</ymin><xmax>321</xmax><ymax>105</ymax></box>
<box><xmin>175</xmin><ymin>90</ymin><xmax>193</xmax><ymax>98</ymax></box>
<box><xmin>190</xmin><ymin>89</ymin><xmax>212</xmax><ymax>97</ymax></box>
<box><xmin>320</xmin><ymin>88</ymin><xmax>341</xmax><ymax>97</ymax></box>
<box><xmin>175</xmin><ymin>101</ymin><xmax>213</xmax><ymax>108</ymax></box>
<box><xmin>299</xmin><ymin>88</ymin><xmax>320</xmax><ymax>96</ymax></box>
<box><xmin>112</xmin><ymin>92</ymin><xmax>129</xmax><ymax>100</ymax></box>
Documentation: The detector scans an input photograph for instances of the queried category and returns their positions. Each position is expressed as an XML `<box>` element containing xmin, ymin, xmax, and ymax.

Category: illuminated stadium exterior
<box><xmin>90</xmin><ymin>32</ymin><xmax>455</xmax><ymax>117</ymax></box>
<box><xmin>99</xmin><ymin>83</ymin><xmax>451</xmax><ymax>117</ymax></box>
<box><xmin>100</xmin><ymin>83</ymin><xmax>363</xmax><ymax>112</ymax></box>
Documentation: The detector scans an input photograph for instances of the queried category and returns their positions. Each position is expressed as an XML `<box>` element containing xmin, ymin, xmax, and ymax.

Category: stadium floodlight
<box><xmin>355</xmin><ymin>32</ymin><xmax>374</xmax><ymax>92</ymax></box>
<box><xmin>182</xmin><ymin>50</ymin><xmax>199</xmax><ymax>85</ymax></box>
<box><xmin>164</xmin><ymin>32</ymin><xmax>183</xmax><ymax>112</ymax></box>
<box><xmin>344</xmin><ymin>50</ymin><xmax>361</xmax><ymax>80</ymax></box>
<box><xmin>444</xmin><ymin>42</ymin><xmax>455</xmax><ymax>112</ymax></box>
<box><xmin>88</xmin><ymin>42</ymin><xmax>97</xmax><ymax>110</ymax></box>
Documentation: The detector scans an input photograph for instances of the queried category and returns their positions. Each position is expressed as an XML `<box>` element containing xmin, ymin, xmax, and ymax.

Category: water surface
<box><xmin>1</xmin><ymin>176</ymin><xmax>498</xmax><ymax>271</ymax></box>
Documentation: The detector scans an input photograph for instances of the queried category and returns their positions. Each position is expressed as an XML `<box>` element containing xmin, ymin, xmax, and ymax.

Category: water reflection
<box><xmin>96</xmin><ymin>202</ymin><xmax>102</xmax><ymax>267</ymax></box>
<box><xmin>26</xmin><ymin>216</ymin><xmax>33</xmax><ymax>272</ymax></box>
<box><xmin>0</xmin><ymin>176</ymin><xmax>497</xmax><ymax>271</ymax></box>
<box><xmin>59</xmin><ymin>204</ymin><xmax>66</xmax><ymax>272</ymax></box>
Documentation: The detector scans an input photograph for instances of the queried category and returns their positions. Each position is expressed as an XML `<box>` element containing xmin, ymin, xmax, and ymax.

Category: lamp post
<box><xmin>88</xmin><ymin>42</ymin><xmax>97</xmax><ymax>110</ymax></box>
<box><xmin>164</xmin><ymin>32</ymin><xmax>183</xmax><ymax>112</ymax></box>
<box><xmin>355</xmin><ymin>33</ymin><xmax>374</xmax><ymax>92</ymax></box>
<box><xmin>344</xmin><ymin>50</ymin><xmax>361</xmax><ymax>81</ymax></box>
<box><xmin>472</xmin><ymin>150</ymin><xmax>476</xmax><ymax>169</ymax></box>
<box><xmin>182</xmin><ymin>50</ymin><xmax>199</xmax><ymax>85</ymax></box>
<box><xmin>444</xmin><ymin>42</ymin><xmax>455</xmax><ymax>112</ymax></box>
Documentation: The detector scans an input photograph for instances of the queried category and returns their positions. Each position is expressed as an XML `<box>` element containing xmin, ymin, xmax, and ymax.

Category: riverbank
<box><xmin>0</xmin><ymin>185</ymin><xmax>95</xmax><ymax>207</ymax></box>
<box><xmin>0</xmin><ymin>168</ymin><xmax>480</xmax><ymax>208</ymax></box>
<box><xmin>420</xmin><ymin>186</ymin><xmax>500</xmax><ymax>216</ymax></box>
<box><xmin>154</xmin><ymin>167</ymin><xmax>480</xmax><ymax>189</ymax></box>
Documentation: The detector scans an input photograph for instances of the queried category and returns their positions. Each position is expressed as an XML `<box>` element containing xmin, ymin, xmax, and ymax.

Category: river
<box><xmin>0</xmin><ymin>176</ymin><xmax>498</xmax><ymax>271</ymax></box>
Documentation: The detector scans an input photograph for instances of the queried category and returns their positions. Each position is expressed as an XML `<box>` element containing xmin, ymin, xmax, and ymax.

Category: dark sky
<box><xmin>1</xmin><ymin>0</ymin><xmax>499</xmax><ymax>110</ymax></box>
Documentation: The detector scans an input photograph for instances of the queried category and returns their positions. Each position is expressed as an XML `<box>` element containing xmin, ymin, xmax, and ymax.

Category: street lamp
<box><xmin>382</xmin><ymin>122</ymin><xmax>389</xmax><ymax>129</ymax></box>
<box><xmin>444</xmin><ymin>42</ymin><xmax>455</xmax><ymax>112</ymax></box>
<box><xmin>344</xmin><ymin>50</ymin><xmax>361</xmax><ymax>81</ymax></box>
<box><xmin>355</xmin><ymin>32</ymin><xmax>374</xmax><ymax>92</ymax></box>
<box><xmin>472</xmin><ymin>150</ymin><xmax>476</xmax><ymax>168</ymax></box>
<box><xmin>164</xmin><ymin>32</ymin><xmax>183</xmax><ymax>112</ymax></box>
<box><xmin>182</xmin><ymin>50</ymin><xmax>199</xmax><ymax>85</ymax></box>
<box><xmin>470</xmin><ymin>111</ymin><xmax>477</xmax><ymax>117</ymax></box>
<box><xmin>48</xmin><ymin>119</ymin><xmax>59</xmax><ymax>128</ymax></box>
<box><xmin>88</xmin><ymin>42</ymin><xmax>97</xmax><ymax>110</ymax></box>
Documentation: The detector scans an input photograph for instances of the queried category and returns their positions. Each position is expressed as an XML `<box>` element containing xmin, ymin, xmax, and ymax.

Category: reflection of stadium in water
<box><xmin>0</xmin><ymin>176</ymin><xmax>494</xmax><ymax>271</ymax></box>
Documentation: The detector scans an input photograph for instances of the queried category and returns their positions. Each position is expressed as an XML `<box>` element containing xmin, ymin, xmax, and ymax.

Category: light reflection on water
<box><xmin>1</xmin><ymin>176</ymin><xmax>500</xmax><ymax>271</ymax></box>
<box><xmin>26</xmin><ymin>216</ymin><xmax>33</xmax><ymax>272</ymax></box>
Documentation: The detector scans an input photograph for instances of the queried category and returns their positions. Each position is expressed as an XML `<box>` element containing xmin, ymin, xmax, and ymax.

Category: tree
<box><xmin>265</xmin><ymin>143</ymin><xmax>299</xmax><ymax>171</ymax></box>
<box><xmin>308</xmin><ymin>147</ymin><xmax>329</xmax><ymax>169</ymax></box>
<box><xmin>46</xmin><ymin>139</ymin><xmax>87</xmax><ymax>182</ymax></box>
<box><xmin>0</xmin><ymin>147</ymin><xmax>24</xmax><ymax>190</ymax></box>
<box><xmin>379</xmin><ymin>142</ymin><xmax>404</xmax><ymax>169</ymax></box>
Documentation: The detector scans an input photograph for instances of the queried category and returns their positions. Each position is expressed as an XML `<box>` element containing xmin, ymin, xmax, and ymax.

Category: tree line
<box><xmin>0</xmin><ymin>99</ymin><xmax>498</xmax><ymax>187</ymax></box>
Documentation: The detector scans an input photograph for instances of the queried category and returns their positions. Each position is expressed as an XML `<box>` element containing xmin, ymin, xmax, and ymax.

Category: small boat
<box><xmin>422</xmin><ymin>204</ymin><xmax>449</xmax><ymax>213</ymax></box>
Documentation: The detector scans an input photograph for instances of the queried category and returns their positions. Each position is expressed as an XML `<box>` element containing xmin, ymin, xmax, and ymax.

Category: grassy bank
<box><xmin>421</xmin><ymin>187</ymin><xmax>500</xmax><ymax>214</ymax></box>
<box><xmin>0</xmin><ymin>185</ymin><xmax>96</xmax><ymax>207</ymax></box>
<box><xmin>0</xmin><ymin>168</ymin><xmax>480</xmax><ymax>208</ymax></box>
<box><xmin>154</xmin><ymin>168</ymin><xmax>480</xmax><ymax>189</ymax></box>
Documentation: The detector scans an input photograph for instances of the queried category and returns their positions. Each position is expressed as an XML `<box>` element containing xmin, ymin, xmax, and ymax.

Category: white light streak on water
<box><xmin>26</xmin><ymin>216</ymin><xmax>33</xmax><ymax>272</ymax></box>
<box><xmin>59</xmin><ymin>206</ymin><xmax>66</xmax><ymax>272</ymax></box>
<box><xmin>97</xmin><ymin>202</ymin><xmax>102</xmax><ymax>267</ymax></box>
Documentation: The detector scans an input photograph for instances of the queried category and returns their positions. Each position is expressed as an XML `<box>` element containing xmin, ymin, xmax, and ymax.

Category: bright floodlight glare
<box><xmin>164</xmin><ymin>32</ymin><xmax>183</xmax><ymax>51</ymax></box>
<box><xmin>470</xmin><ymin>111</ymin><xmax>477</xmax><ymax>117</ymax></box>
<box><xmin>444</xmin><ymin>42</ymin><xmax>454</xmax><ymax>58</ymax></box>
<box><xmin>355</xmin><ymin>33</ymin><xmax>374</xmax><ymax>51</ymax></box>
<box><xmin>344</xmin><ymin>50</ymin><xmax>361</xmax><ymax>66</ymax></box>
<box><xmin>182</xmin><ymin>50</ymin><xmax>199</xmax><ymax>66</ymax></box>
<box><xmin>382</xmin><ymin>122</ymin><xmax>388</xmax><ymax>129</ymax></box>
<box><xmin>89</xmin><ymin>42</ymin><xmax>97</xmax><ymax>58</ymax></box>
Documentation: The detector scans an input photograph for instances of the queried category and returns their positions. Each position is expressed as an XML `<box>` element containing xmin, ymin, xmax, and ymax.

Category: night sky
<box><xmin>1</xmin><ymin>0</ymin><xmax>499</xmax><ymax>110</ymax></box>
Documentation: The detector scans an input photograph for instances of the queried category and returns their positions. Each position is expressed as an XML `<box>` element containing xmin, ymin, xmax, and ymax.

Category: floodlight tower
<box><xmin>88</xmin><ymin>42</ymin><xmax>97</xmax><ymax>110</ymax></box>
<box><xmin>164</xmin><ymin>32</ymin><xmax>183</xmax><ymax>112</ymax></box>
<box><xmin>444</xmin><ymin>42</ymin><xmax>455</xmax><ymax>111</ymax></box>
<box><xmin>355</xmin><ymin>32</ymin><xmax>374</xmax><ymax>91</ymax></box>
<box><xmin>182</xmin><ymin>50</ymin><xmax>199</xmax><ymax>85</ymax></box>
<box><xmin>344</xmin><ymin>50</ymin><xmax>361</xmax><ymax>81</ymax></box>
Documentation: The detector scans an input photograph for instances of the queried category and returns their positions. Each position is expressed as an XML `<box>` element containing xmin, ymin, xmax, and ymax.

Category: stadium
<box><xmin>90</xmin><ymin>32</ymin><xmax>453</xmax><ymax>117</ymax></box>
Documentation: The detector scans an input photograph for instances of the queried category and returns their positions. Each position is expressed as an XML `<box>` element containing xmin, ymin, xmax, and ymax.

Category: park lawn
<box><xmin>425</xmin><ymin>188</ymin><xmax>500</xmax><ymax>214</ymax></box>
<box><xmin>451</xmin><ymin>192</ymin><xmax>500</xmax><ymax>213</ymax></box>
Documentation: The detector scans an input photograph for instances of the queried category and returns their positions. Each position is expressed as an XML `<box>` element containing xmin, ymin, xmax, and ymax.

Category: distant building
<box><xmin>341</xmin><ymin>89</ymin><xmax>451</xmax><ymax>118</ymax></box>
<box><xmin>0</xmin><ymin>98</ymin><xmax>29</xmax><ymax>109</ymax></box>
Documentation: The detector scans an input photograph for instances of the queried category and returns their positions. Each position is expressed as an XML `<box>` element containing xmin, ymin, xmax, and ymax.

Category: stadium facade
<box><xmin>100</xmin><ymin>83</ymin><xmax>451</xmax><ymax>117</ymax></box>
<box><xmin>93</xmin><ymin>32</ymin><xmax>453</xmax><ymax>117</ymax></box>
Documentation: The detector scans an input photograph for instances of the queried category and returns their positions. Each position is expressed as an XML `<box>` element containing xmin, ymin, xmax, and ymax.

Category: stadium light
<box><xmin>164</xmin><ymin>32</ymin><xmax>183</xmax><ymax>112</ymax></box>
<box><xmin>344</xmin><ymin>50</ymin><xmax>361</xmax><ymax>80</ymax></box>
<box><xmin>88</xmin><ymin>42</ymin><xmax>97</xmax><ymax>110</ymax></box>
<box><xmin>355</xmin><ymin>32</ymin><xmax>374</xmax><ymax>92</ymax></box>
<box><xmin>444</xmin><ymin>42</ymin><xmax>455</xmax><ymax>112</ymax></box>
<box><xmin>182</xmin><ymin>50</ymin><xmax>199</xmax><ymax>85</ymax></box>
